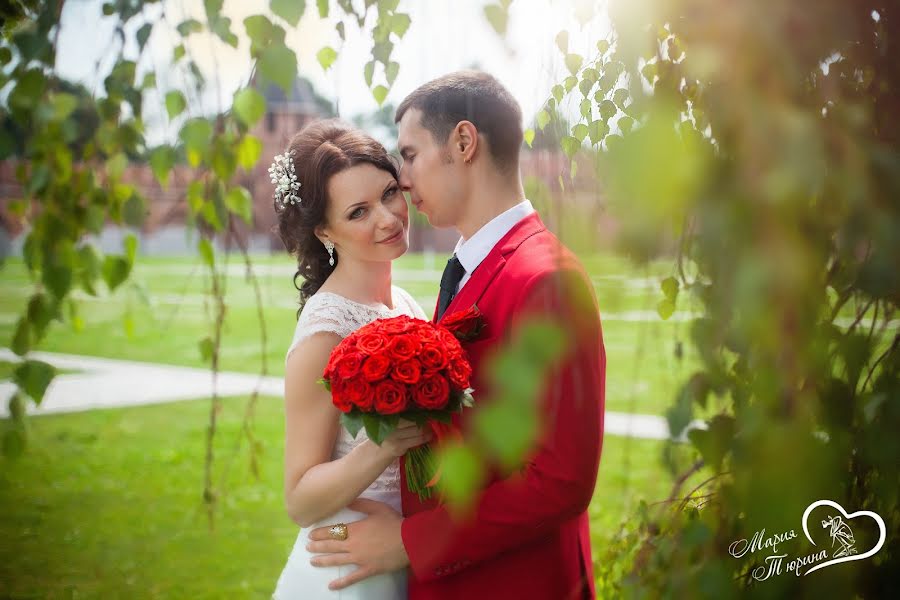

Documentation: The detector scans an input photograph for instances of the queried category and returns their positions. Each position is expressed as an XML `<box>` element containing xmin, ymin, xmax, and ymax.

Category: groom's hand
<box><xmin>306</xmin><ymin>498</ymin><xmax>410</xmax><ymax>591</ymax></box>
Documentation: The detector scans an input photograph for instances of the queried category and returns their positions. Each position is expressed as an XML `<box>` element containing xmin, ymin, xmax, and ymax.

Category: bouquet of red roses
<box><xmin>320</xmin><ymin>308</ymin><xmax>484</xmax><ymax>501</ymax></box>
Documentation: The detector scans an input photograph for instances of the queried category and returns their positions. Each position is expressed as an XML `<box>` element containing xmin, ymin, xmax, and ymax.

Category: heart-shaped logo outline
<box><xmin>801</xmin><ymin>499</ymin><xmax>886</xmax><ymax>576</ymax></box>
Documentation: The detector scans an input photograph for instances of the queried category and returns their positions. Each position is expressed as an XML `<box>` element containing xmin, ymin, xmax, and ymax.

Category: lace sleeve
<box><xmin>285</xmin><ymin>295</ymin><xmax>358</xmax><ymax>363</ymax></box>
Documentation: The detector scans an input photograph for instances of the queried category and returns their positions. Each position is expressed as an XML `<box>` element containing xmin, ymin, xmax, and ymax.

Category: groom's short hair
<box><xmin>395</xmin><ymin>71</ymin><xmax>523</xmax><ymax>173</ymax></box>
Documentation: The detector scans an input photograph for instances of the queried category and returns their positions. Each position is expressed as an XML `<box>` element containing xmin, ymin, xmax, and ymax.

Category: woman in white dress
<box><xmin>270</xmin><ymin>120</ymin><xmax>430</xmax><ymax>599</ymax></box>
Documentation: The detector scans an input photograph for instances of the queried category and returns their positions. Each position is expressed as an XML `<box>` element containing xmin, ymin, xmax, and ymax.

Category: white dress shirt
<box><xmin>453</xmin><ymin>199</ymin><xmax>536</xmax><ymax>293</ymax></box>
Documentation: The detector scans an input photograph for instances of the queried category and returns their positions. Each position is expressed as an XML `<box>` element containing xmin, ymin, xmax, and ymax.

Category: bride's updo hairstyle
<box><xmin>273</xmin><ymin>119</ymin><xmax>399</xmax><ymax>312</ymax></box>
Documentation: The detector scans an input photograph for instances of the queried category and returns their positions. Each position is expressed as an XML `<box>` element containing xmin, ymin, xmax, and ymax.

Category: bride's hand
<box><xmin>378</xmin><ymin>420</ymin><xmax>433</xmax><ymax>458</ymax></box>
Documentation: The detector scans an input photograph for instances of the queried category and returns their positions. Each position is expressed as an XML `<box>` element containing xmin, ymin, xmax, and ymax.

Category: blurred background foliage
<box><xmin>1</xmin><ymin>0</ymin><xmax>898</xmax><ymax>596</ymax></box>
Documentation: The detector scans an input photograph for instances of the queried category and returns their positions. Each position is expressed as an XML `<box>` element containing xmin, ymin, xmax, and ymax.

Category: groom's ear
<box><xmin>452</xmin><ymin>120</ymin><xmax>479</xmax><ymax>164</ymax></box>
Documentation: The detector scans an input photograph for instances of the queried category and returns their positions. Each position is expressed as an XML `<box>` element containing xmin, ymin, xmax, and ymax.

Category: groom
<box><xmin>307</xmin><ymin>71</ymin><xmax>606</xmax><ymax>599</ymax></box>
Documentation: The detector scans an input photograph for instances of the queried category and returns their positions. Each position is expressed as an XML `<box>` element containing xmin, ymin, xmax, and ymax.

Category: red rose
<box><xmin>413</xmin><ymin>373</ymin><xmax>450</xmax><ymax>410</ymax></box>
<box><xmin>386</xmin><ymin>334</ymin><xmax>420</xmax><ymax>361</ymax></box>
<box><xmin>361</xmin><ymin>354</ymin><xmax>392</xmax><ymax>382</ymax></box>
<box><xmin>374</xmin><ymin>379</ymin><xmax>408</xmax><ymax>414</ymax></box>
<box><xmin>392</xmin><ymin>359</ymin><xmax>423</xmax><ymax>385</ymax></box>
<box><xmin>447</xmin><ymin>356</ymin><xmax>472</xmax><ymax>390</ymax></box>
<box><xmin>416</xmin><ymin>326</ymin><xmax>441</xmax><ymax>343</ymax></box>
<box><xmin>441</xmin><ymin>305</ymin><xmax>486</xmax><ymax>341</ymax></box>
<box><xmin>419</xmin><ymin>342</ymin><xmax>449</xmax><ymax>371</ymax></box>
<box><xmin>330</xmin><ymin>380</ymin><xmax>355</xmax><ymax>413</ymax></box>
<box><xmin>379</xmin><ymin>315</ymin><xmax>415</xmax><ymax>334</ymax></box>
<box><xmin>357</xmin><ymin>332</ymin><xmax>387</xmax><ymax>354</ymax></box>
<box><xmin>335</xmin><ymin>352</ymin><xmax>365</xmax><ymax>379</ymax></box>
<box><xmin>437</xmin><ymin>328</ymin><xmax>464</xmax><ymax>360</ymax></box>
<box><xmin>343</xmin><ymin>378</ymin><xmax>375</xmax><ymax>411</ymax></box>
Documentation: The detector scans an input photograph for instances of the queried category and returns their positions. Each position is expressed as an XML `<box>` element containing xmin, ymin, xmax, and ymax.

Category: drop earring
<box><xmin>324</xmin><ymin>240</ymin><xmax>335</xmax><ymax>266</ymax></box>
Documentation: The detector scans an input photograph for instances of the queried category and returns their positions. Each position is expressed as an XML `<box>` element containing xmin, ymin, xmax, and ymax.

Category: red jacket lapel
<box><xmin>435</xmin><ymin>212</ymin><xmax>546</xmax><ymax>323</ymax></box>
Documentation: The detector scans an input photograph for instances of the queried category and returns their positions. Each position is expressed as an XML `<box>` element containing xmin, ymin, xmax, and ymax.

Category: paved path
<box><xmin>0</xmin><ymin>349</ymin><xmax>702</xmax><ymax>440</ymax></box>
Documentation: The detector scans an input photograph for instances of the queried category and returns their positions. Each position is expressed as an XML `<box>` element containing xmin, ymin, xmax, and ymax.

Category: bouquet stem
<box><xmin>405</xmin><ymin>444</ymin><xmax>437</xmax><ymax>501</ymax></box>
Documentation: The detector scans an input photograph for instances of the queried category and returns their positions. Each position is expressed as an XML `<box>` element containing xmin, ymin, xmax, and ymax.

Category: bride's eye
<box><xmin>350</xmin><ymin>206</ymin><xmax>366</xmax><ymax>219</ymax></box>
<box><xmin>382</xmin><ymin>185</ymin><xmax>400</xmax><ymax>201</ymax></box>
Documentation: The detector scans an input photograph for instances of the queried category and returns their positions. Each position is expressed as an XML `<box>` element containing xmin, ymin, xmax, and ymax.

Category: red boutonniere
<box><xmin>441</xmin><ymin>304</ymin><xmax>486</xmax><ymax>342</ymax></box>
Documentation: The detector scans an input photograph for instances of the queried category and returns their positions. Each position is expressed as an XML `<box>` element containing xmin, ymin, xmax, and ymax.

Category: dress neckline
<box><xmin>313</xmin><ymin>288</ymin><xmax>400</xmax><ymax>313</ymax></box>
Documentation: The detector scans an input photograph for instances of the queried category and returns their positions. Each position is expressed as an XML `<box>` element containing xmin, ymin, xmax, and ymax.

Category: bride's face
<box><xmin>318</xmin><ymin>163</ymin><xmax>409</xmax><ymax>264</ymax></box>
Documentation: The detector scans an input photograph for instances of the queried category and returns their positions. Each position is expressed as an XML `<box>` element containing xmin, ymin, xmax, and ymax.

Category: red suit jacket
<box><xmin>400</xmin><ymin>213</ymin><xmax>606</xmax><ymax>599</ymax></box>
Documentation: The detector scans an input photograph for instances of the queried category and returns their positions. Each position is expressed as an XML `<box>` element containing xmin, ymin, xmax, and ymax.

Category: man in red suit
<box><xmin>308</xmin><ymin>71</ymin><xmax>606</xmax><ymax>599</ymax></box>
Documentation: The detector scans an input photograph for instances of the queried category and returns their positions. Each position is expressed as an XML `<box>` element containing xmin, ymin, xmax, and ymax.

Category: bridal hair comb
<box><xmin>269</xmin><ymin>150</ymin><xmax>302</xmax><ymax>207</ymax></box>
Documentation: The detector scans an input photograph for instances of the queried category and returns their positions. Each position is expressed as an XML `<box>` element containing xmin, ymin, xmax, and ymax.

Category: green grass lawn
<box><xmin>0</xmin><ymin>253</ymin><xmax>706</xmax><ymax>416</ymax></box>
<box><xmin>0</xmin><ymin>394</ymin><xmax>706</xmax><ymax>598</ymax></box>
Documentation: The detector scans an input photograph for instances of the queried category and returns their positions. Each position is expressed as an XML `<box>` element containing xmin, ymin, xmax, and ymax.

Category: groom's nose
<box><xmin>398</xmin><ymin>164</ymin><xmax>411</xmax><ymax>191</ymax></box>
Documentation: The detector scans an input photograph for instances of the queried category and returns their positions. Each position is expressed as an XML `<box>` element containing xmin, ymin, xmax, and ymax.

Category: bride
<box><xmin>270</xmin><ymin>119</ymin><xmax>430</xmax><ymax>599</ymax></box>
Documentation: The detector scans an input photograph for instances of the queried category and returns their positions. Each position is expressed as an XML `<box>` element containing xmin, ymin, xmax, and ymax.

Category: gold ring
<box><xmin>329</xmin><ymin>523</ymin><xmax>348</xmax><ymax>541</ymax></box>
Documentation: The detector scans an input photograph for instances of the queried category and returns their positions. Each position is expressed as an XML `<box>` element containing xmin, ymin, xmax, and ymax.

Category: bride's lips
<box><xmin>377</xmin><ymin>229</ymin><xmax>404</xmax><ymax>244</ymax></box>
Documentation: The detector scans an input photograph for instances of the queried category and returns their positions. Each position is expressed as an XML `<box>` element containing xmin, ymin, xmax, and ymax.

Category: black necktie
<box><xmin>437</xmin><ymin>254</ymin><xmax>466</xmax><ymax>321</ymax></box>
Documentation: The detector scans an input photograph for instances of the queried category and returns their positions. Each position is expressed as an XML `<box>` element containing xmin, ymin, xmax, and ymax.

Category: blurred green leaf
<box><xmin>588</xmin><ymin>120</ymin><xmax>608</xmax><ymax>145</ymax></box>
<box><xmin>13</xmin><ymin>360</ymin><xmax>56</xmax><ymax>405</ymax></box>
<box><xmin>179</xmin><ymin>118</ymin><xmax>213</xmax><ymax>167</ymax></box>
<box><xmin>9</xmin><ymin>69</ymin><xmax>47</xmax><ymax>113</ymax></box>
<box><xmin>8</xmin><ymin>393</ymin><xmax>26</xmax><ymax>422</ymax></box>
<box><xmin>233</xmin><ymin>88</ymin><xmax>266</xmax><ymax>127</ymax></box>
<box><xmin>483</xmin><ymin>4</ymin><xmax>507</xmax><ymax>35</ymax></box>
<box><xmin>199</xmin><ymin>336</ymin><xmax>214</xmax><ymax>362</ymax></box>
<box><xmin>149</xmin><ymin>146</ymin><xmax>177</xmax><ymax>188</ymax></box>
<box><xmin>11</xmin><ymin>317</ymin><xmax>31</xmax><ymax>357</ymax></box>
<box><xmin>565</xmin><ymin>53</ymin><xmax>583</xmax><ymax>75</ymax></box>
<box><xmin>657</xmin><ymin>298</ymin><xmax>675</xmax><ymax>320</ymax></box>
<box><xmin>364</xmin><ymin>60</ymin><xmax>375</xmax><ymax>87</ymax></box>
<box><xmin>687</xmin><ymin>415</ymin><xmax>734</xmax><ymax>472</ymax></box>
<box><xmin>385</xmin><ymin>61</ymin><xmax>400</xmax><ymax>86</ymax></box>
<box><xmin>317</xmin><ymin>0</ymin><xmax>328</xmax><ymax>18</ymax></box>
<box><xmin>390</xmin><ymin>13</ymin><xmax>411</xmax><ymax>37</ymax></box>
<box><xmin>524</xmin><ymin>128</ymin><xmax>535</xmax><ymax>148</ymax></box>
<box><xmin>552</xmin><ymin>84</ymin><xmax>564</xmax><ymax>104</ymax></box>
<box><xmin>136</xmin><ymin>22</ymin><xmax>153</xmax><ymax>50</ymax></box>
<box><xmin>50</xmin><ymin>93</ymin><xmax>78</xmax><ymax>120</ymax></box>
<box><xmin>237</xmin><ymin>135</ymin><xmax>262</xmax><ymax>171</ymax></box>
<box><xmin>555</xmin><ymin>30</ymin><xmax>569</xmax><ymax>53</ymax></box>
<box><xmin>259</xmin><ymin>43</ymin><xmax>297</xmax><ymax>93</ymax></box>
<box><xmin>572</xmin><ymin>123</ymin><xmax>589</xmax><ymax>142</ymax></box>
<box><xmin>536</xmin><ymin>109</ymin><xmax>550</xmax><ymax>131</ymax></box>
<box><xmin>661</xmin><ymin>276</ymin><xmax>679</xmax><ymax>301</ymax></box>
<box><xmin>102</xmin><ymin>256</ymin><xmax>131</xmax><ymax>292</ymax></box>
<box><xmin>436</xmin><ymin>442</ymin><xmax>484</xmax><ymax>512</ymax></box>
<box><xmin>372</xmin><ymin>85</ymin><xmax>388</xmax><ymax>106</ymax></box>
<box><xmin>599</xmin><ymin>99</ymin><xmax>617</xmax><ymax>121</ymax></box>
<box><xmin>561</xmin><ymin>136</ymin><xmax>580</xmax><ymax>159</ymax></box>
<box><xmin>199</xmin><ymin>238</ymin><xmax>215</xmax><ymax>268</ymax></box>
<box><xmin>225</xmin><ymin>186</ymin><xmax>253</xmax><ymax>224</ymax></box>
<box><xmin>271</xmin><ymin>0</ymin><xmax>305</xmax><ymax>26</ymax></box>
<box><xmin>123</xmin><ymin>194</ymin><xmax>145</xmax><ymax>228</ymax></box>
<box><xmin>124</xmin><ymin>233</ymin><xmax>138</xmax><ymax>264</ymax></box>
<box><xmin>176</xmin><ymin>19</ymin><xmax>203</xmax><ymax>37</ymax></box>
<box><xmin>580</xmin><ymin>98</ymin><xmax>592</xmax><ymax>119</ymax></box>
<box><xmin>317</xmin><ymin>46</ymin><xmax>338</xmax><ymax>71</ymax></box>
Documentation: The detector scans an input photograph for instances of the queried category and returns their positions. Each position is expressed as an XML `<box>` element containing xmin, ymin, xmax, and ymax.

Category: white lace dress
<box><xmin>273</xmin><ymin>286</ymin><xmax>428</xmax><ymax>600</ymax></box>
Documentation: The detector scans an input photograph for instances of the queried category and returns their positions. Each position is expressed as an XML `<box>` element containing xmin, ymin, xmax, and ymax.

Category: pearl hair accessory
<box><xmin>269</xmin><ymin>150</ymin><xmax>301</xmax><ymax>207</ymax></box>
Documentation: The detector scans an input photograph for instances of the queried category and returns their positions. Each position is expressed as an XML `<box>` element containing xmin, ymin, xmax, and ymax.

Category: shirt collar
<box><xmin>454</xmin><ymin>199</ymin><xmax>535</xmax><ymax>276</ymax></box>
